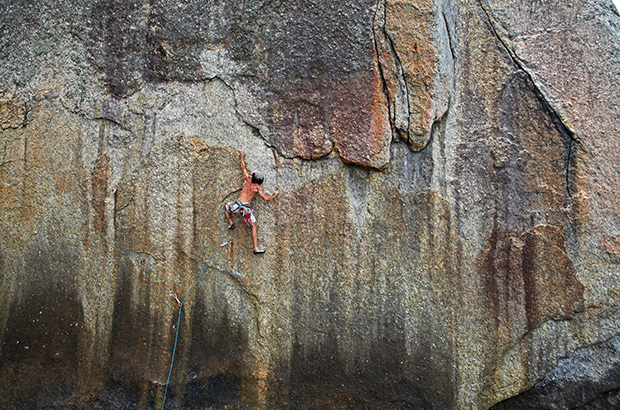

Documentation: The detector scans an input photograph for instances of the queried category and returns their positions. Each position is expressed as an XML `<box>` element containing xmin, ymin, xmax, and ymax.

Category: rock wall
<box><xmin>0</xmin><ymin>0</ymin><xmax>619</xmax><ymax>409</ymax></box>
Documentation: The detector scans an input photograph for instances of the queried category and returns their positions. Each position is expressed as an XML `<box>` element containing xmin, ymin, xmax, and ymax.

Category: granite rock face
<box><xmin>0</xmin><ymin>0</ymin><xmax>619</xmax><ymax>409</ymax></box>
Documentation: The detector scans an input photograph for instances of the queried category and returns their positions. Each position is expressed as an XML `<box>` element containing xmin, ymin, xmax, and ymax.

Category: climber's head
<box><xmin>252</xmin><ymin>171</ymin><xmax>264</xmax><ymax>185</ymax></box>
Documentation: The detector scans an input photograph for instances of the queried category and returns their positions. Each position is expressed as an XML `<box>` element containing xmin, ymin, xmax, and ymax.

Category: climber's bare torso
<box><xmin>238</xmin><ymin>176</ymin><xmax>265</xmax><ymax>204</ymax></box>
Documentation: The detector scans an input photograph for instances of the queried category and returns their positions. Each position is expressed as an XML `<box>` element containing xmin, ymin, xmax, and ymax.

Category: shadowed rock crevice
<box><xmin>490</xmin><ymin>335</ymin><xmax>620</xmax><ymax>409</ymax></box>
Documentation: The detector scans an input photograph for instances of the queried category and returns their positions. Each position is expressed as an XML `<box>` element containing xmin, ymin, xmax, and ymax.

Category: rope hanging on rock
<box><xmin>160</xmin><ymin>209</ymin><xmax>228</xmax><ymax>410</ymax></box>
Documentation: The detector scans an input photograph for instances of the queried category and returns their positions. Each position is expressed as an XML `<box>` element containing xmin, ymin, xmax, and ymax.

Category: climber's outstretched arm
<box><xmin>240</xmin><ymin>151</ymin><xmax>250</xmax><ymax>180</ymax></box>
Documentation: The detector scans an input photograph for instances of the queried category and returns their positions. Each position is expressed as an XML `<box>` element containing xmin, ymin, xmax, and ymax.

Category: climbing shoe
<box><xmin>253</xmin><ymin>249</ymin><xmax>266</xmax><ymax>255</ymax></box>
<box><xmin>228</xmin><ymin>223</ymin><xmax>235</xmax><ymax>230</ymax></box>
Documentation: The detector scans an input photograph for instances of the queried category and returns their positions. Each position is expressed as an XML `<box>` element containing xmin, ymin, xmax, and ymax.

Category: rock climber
<box><xmin>224</xmin><ymin>151</ymin><xmax>278</xmax><ymax>254</ymax></box>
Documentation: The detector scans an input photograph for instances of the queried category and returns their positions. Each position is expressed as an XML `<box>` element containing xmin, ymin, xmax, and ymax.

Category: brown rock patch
<box><xmin>0</xmin><ymin>94</ymin><xmax>25</xmax><ymax>130</ymax></box>
<box><xmin>484</xmin><ymin>224</ymin><xmax>584</xmax><ymax>342</ymax></box>
<box><xmin>600</xmin><ymin>235</ymin><xmax>620</xmax><ymax>264</ymax></box>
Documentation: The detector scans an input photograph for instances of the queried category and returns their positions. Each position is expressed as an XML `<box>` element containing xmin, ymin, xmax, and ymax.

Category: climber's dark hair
<box><xmin>252</xmin><ymin>171</ymin><xmax>264</xmax><ymax>185</ymax></box>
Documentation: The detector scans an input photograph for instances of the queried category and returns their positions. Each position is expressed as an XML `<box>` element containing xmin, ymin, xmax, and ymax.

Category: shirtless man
<box><xmin>224</xmin><ymin>151</ymin><xmax>278</xmax><ymax>254</ymax></box>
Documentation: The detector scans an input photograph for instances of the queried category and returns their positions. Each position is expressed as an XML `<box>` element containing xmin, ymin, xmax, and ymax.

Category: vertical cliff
<box><xmin>1</xmin><ymin>0</ymin><xmax>619</xmax><ymax>409</ymax></box>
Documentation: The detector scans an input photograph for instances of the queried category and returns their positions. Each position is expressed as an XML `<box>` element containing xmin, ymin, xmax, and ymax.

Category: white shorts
<box><xmin>225</xmin><ymin>200</ymin><xmax>256</xmax><ymax>225</ymax></box>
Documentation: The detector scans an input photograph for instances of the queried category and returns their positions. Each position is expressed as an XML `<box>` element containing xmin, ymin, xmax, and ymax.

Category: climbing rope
<box><xmin>160</xmin><ymin>202</ymin><xmax>230</xmax><ymax>410</ymax></box>
<box><xmin>222</xmin><ymin>187</ymin><xmax>242</xmax><ymax>203</ymax></box>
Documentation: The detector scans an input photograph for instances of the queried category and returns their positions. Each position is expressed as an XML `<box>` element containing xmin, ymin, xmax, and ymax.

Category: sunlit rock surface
<box><xmin>1</xmin><ymin>0</ymin><xmax>619</xmax><ymax>409</ymax></box>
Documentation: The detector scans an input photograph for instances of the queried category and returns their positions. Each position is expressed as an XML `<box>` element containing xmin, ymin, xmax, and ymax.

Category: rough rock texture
<box><xmin>491</xmin><ymin>335</ymin><xmax>620</xmax><ymax>409</ymax></box>
<box><xmin>0</xmin><ymin>0</ymin><xmax>619</xmax><ymax>409</ymax></box>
